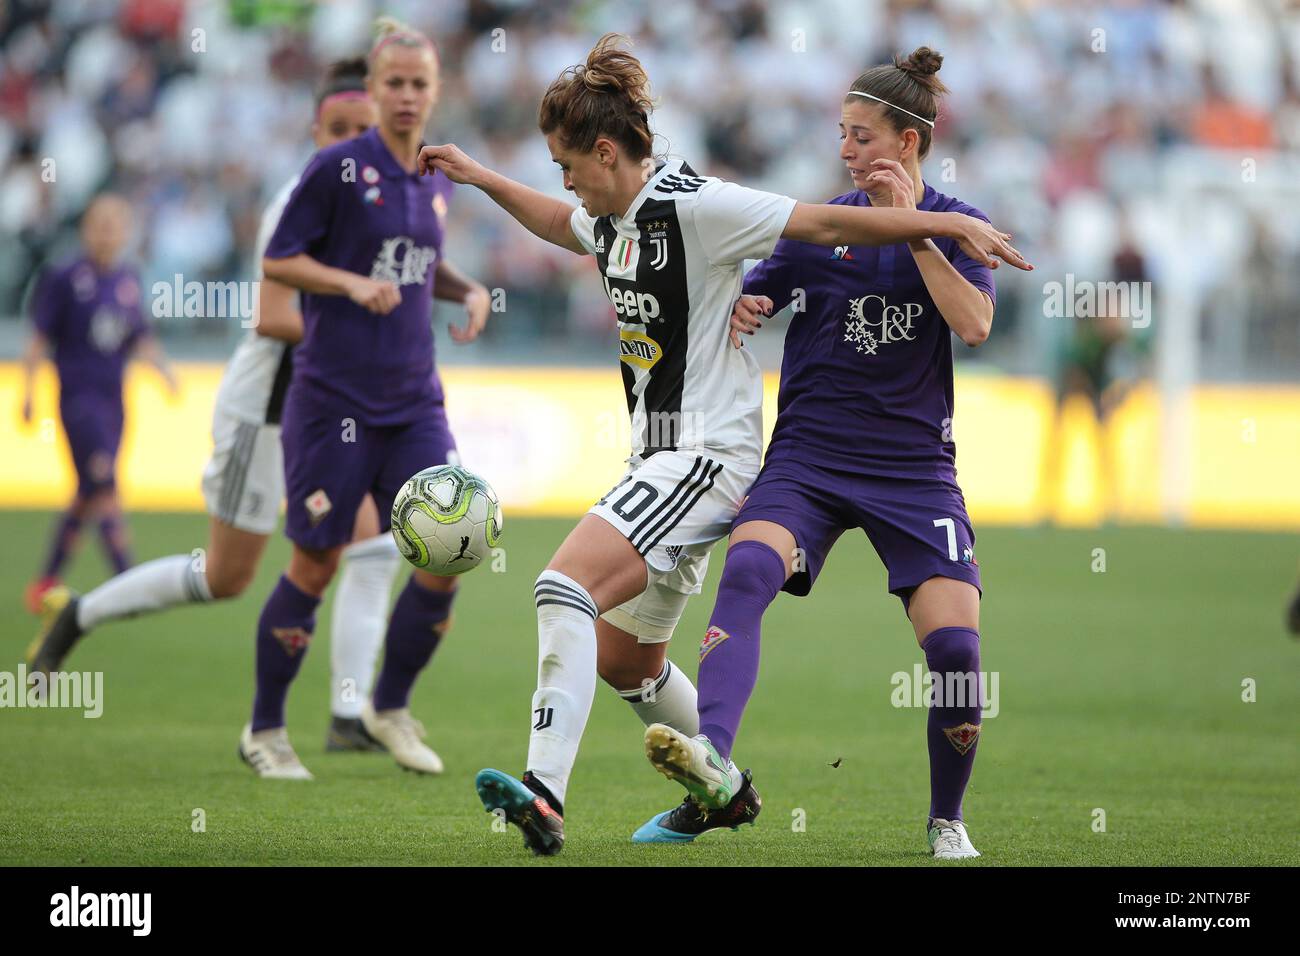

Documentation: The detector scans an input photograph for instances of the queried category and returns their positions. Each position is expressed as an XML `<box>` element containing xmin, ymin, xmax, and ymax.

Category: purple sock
<box><xmin>922</xmin><ymin>626</ymin><xmax>983</xmax><ymax>822</ymax></box>
<box><xmin>696</xmin><ymin>540</ymin><xmax>787</xmax><ymax>760</ymax></box>
<box><xmin>251</xmin><ymin>575</ymin><xmax>320</xmax><ymax>732</ymax></box>
<box><xmin>41</xmin><ymin>509</ymin><xmax>84</xmax><ymax>579</ymax></box>
<box><xmin>371</xmin><ymin>577</ymin><xmax>455</xmax><ymax>712</ymax></box>
<box><xmin>98</xmin><ymin>513</ymin><xmax>133</xmax><ymax>574</ymax></box>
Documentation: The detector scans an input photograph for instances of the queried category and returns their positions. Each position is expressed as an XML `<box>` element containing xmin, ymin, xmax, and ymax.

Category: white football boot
<box><xmin>928</xmin><ymin>818</ymin><xmax>981</xmax><ymax>859</ymax></box>
<box><xmin>644</xmin><ymin>723</ymin><xmax>745</xmax><ymax>810</ymax></box>
<box><xmin>239</xmin><ymin>724</ymin><xmax>314</xmax><ymax>780</ymax></box>
<box><xmin>361</xmin><ymin>702</ymin><xmax>444</xmax><ymax>774</ymax></box>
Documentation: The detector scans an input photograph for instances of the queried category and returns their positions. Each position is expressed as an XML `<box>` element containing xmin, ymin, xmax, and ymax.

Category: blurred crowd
<box><xmin>2</xmin><ymin>0</ymin><xmax>1299</xmax><ymax>378</ymax></box>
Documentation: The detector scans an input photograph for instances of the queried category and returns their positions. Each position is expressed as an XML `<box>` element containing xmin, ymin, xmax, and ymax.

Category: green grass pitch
<box><xmin>1</xmin><ymin>511</ymin><xmax>1297</xmax><ymax>866</ymax></box>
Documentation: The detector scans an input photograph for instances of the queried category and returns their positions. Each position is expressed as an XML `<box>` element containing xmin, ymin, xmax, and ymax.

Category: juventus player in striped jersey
<box><xmin>28</xmin><ymin>60</ymin><xmax>407</xmax><ymax>758</ymax></box>
<box><xmin>418</xmin><ymin>34</ymin><xmax>1027</xmax><ymax>855</ymax></box>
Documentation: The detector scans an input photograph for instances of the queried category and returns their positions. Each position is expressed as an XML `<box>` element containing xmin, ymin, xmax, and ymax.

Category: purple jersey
<box><xmin>31</xmin><ymin>256</ymin><xmax>148</xmax><ymax>405</ymax></box>
<box><xmin>264</xmin><ymin>126</ymin><xmax>454</xmax><ymax>426</ymax></box>
<box><xmin>743</xmin><ymin>184</ymin><xmax>995</xmax><ymax>481</ymax></box>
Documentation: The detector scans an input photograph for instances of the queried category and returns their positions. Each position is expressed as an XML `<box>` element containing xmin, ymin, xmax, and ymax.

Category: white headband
<box><xmin>846</xmin><ymin>90</ymin><xmax>935</xmax><ymax>128</ymax></box>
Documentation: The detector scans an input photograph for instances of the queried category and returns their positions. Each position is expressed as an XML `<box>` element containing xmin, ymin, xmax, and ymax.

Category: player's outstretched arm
<box><xmin>417</xmin><ymin>144</ymin><xmax>587</xmax><ymax>256</ymax></box>
<box><xmin>262</xmin><ymin>253</ymin><xmax>401</xmax><ymax>315</ymax></box>
<box><xmin>783</xmin><ymin>203</ymin><xmax>1031</xmax><ymax>272</ymax></box>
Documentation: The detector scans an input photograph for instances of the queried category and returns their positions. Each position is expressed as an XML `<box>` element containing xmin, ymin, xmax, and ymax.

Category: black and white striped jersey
<box><xmin>569</xmin><ymin>158</ymin><xmax>796</xmax><ymax>465</ymax></box>
<box><xmin>213</xmin><ymin>174</ymin><xmax>296</xmax><ymax>426</ymax></box>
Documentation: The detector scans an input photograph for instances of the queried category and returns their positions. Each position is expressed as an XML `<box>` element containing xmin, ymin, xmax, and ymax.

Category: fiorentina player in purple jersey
<box><xmin>25</xmin><ymin>59</ymin><xmax>405</xmax><ymax>757</ymax></box>
<box><xmin>238</xmin><ymin>17</ymin><xmax>490</xmax><ymax>779</ymax></box>
<box><xmin>638</xmin><ymin>48</ymin><xmax>1029</xmax><ymax>858</ymax></box>
<box><xmin>20</xmin><ymin>194</ymin><xmax>177</xmax><ymax>612</ymax></box>
<box><xmin>416</xmin><ymin>35</ymin><xmax>1027</xmax><ymax>855</ymax></box>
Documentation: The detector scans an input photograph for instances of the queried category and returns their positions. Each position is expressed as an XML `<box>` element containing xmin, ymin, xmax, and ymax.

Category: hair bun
<box><xmin>897</xmin><ymin>46</ymin><xmax>943</xmax><ymax>77</ymax></box>
<box><xmin>537</xmin><ymin>33</ymin><xmax>656</xmax><ymax>162</ymax></box>
<box><xmin>580</xmin><ymin>34</ymin><xmax>649</xmax><ymax>101</ymax></box>
<box><xmin>326</xmin><ymin>56</ymin><xmax>368</xmax><ymax>83</ymax></box>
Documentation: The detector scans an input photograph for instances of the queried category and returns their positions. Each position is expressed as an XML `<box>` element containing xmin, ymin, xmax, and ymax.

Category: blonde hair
<box><xmin>368</xmin><ymin>15</ymin><xmax>437</xmax><ymax>68</ymax></box>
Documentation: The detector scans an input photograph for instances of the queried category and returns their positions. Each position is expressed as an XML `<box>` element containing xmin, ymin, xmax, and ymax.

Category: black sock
<box><xmin>522</xmin><ymin>771</ymin><xmax>563</xmax><ymax>817</ymax></box>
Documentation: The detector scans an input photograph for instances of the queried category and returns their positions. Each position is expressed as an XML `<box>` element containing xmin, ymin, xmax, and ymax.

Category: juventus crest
<box><xmin>643</xmin><ymin>219</ymin><xmax>672</xmax><ymax>271</ymax></box>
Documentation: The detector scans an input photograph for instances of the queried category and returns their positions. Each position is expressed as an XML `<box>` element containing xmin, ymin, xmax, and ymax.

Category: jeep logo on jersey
<box><xmin>843</xmin><ymin>294</ymin><xmax>922</xmax><ymax>356</ymax></box>
<box><xmin>618</xmin><ymin>329</ymin><xmax>661</xmax><ymax>369</ymax></box>
<box><xmin>602</xmin><ymin>275</ymin><xmax>661</xmax><ymax>323</ymax></box>
<box><xmin>369</xmin><ymin>236</ymin><xmax>438</xmax><ymax>286</ymax></box>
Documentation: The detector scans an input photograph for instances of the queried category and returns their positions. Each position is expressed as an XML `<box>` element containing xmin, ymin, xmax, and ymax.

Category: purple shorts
<box><xmin>733</xmin><ymin>457</ymin><xmax>981</xmax><ymax>609</ymax></box>
<box><xmin>281</xmin><ymin>398</ymin><xmax>458</xmax><ymax>551</ymax></box>
<box><xmin>61</xmin><ymin>395</ymin><xmax>123</xmax><ymax>495</ymax></box>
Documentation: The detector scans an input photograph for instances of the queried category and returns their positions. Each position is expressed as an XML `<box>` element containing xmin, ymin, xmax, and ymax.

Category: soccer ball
<box><xmin>391</xmin><ymin>464</ymin><xmax>503</xmax><ymax>575</ymax></box>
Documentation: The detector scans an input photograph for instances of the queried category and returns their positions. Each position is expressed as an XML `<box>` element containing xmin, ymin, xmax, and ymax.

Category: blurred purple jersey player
<box><xmin>20</xmin><ymin>194</ymin><xmax>177</xmax><ymax>613</ymax></box>
<box><xmin>237</xmin><ymin>16</ymin><xmax>491</xmax><ymax>780</ymax></box>
<box><xmin>22</xmin><ymin>58</ymin><xmax>409</xmax><ymax>760</ymax></box>
<box><xmin>640</xmin><ymin>48</ymin><xmax>1032</xmax><ymax>859</ymax></box>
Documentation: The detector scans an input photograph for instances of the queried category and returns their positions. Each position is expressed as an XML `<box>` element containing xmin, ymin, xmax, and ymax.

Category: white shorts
<box><xmin>591</xmin><ymin>449</ymin><xmax>758</xmax><ymax>644</ymax></box>
<box><xmin>200</xmin><ymin>407</ymin><xmax>284</xmax><ymax>535</ymax></box>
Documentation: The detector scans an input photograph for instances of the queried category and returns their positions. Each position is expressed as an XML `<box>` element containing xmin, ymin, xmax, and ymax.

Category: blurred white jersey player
<box><xmin>27</xmin><ymin>58</ymin><xmax>404</xmax><ymax>761</ymax></box>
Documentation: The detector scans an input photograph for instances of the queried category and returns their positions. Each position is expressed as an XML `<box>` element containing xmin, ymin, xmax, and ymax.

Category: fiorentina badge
<box><xmin>943</xmin><ymin>722</ymin><xmax>981</xmax><ymax>755</ymax></box>
<box><xmin>271</xmin><ymin>627</ymin><xmax>312</xmax><ymax>656</ymax></box>
<box><xmin>699</xmin><ymin>625</ymin><xmax>730</xmax><ymax>662</ymax></box>
<box><xmin>305</xmin><ymin>488</ymin><xmax>332</xmax><ymax>526</ymax></box>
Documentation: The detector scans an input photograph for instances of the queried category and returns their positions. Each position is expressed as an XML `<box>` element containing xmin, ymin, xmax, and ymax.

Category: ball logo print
<box><xmin>391</xmin><ymin>465</ymin><xmax>503</xmax><ymax>575</ymax></box>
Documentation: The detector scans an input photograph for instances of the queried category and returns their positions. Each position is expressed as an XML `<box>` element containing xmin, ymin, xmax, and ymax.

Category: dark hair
<box><xmin>846</xmin><ymin>46</ymin><xmax>948</xmax><ymax>158</ymax></box>
<box><xmin>315</xmin><ymin>56</ymin><xmax>368</xmax><ymax>111</ymax></box>
<box><xmin>538</xmin><ymin>33</ymin><xmax>654</xmax><ymax>161</ymax></box>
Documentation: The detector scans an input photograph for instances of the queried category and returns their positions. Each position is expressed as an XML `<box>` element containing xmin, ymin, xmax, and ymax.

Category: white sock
<box><xmin>76</xmin><ymin>553</ymin><xmax>213</xmax><ymax>631</ymax></box>
<box><xmin>616</xmin><ymin>660</ymin><xmax>699</xmax><ymax>736</ymax></box>
<box><xmin>526</xmin><ymin>569</ymin><xmax>599</xmax><ymax>808</ymax></box>
<box><xmin>330</xmin><ymin>534</ymin><xmax>401</xmax><ymax>718</ymax></box>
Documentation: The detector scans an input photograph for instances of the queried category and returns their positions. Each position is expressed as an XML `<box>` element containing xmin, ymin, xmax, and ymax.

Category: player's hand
<box><xmin>945</xmin><ymin>213</ymin><xmax>1032</xmax><ymax>272</ymax></box>
<box><xmin>347</xmin><ymin>275</ymin><xmax>402</xmax><ymax>315</ymax></box>
<box><xmin>449</xmin><ymin>285</ymin><xmax>490</xmax><ymax>343</ymax></box>
<box><xmin>418</xmin><ymin>144</ymin><xmax>487</xmax><ymax>187</ymax></box>
<box><xmin>864</xmin><ymin>158</ymin><xmax>916</xmax><ymax>210</ymax></box>
<box><xmin>729</xmin><ymin>294</ymin><xmax>773</xmax><ymax>349</ymax></box>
